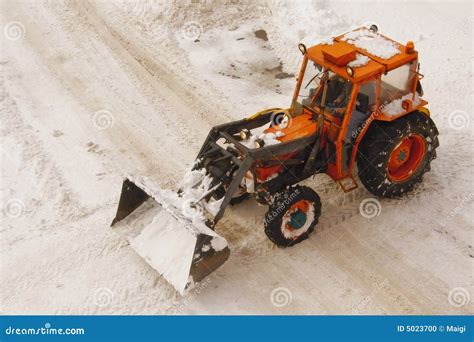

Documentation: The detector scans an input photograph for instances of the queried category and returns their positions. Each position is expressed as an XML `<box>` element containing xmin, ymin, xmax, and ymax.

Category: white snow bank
<box><xmin>381</xmin><ymin>93</ymin><xmax>421</xmax><ymax>116</ymax></box>
<box><xmin>342</xmin><ymin>29</ymin><xmax>401</xmax><ymax>59</ymax></box>
<box><xmin>348</xmin><ymin>53</ymin><xmax>370</xmax><ymax>68</ymax></box>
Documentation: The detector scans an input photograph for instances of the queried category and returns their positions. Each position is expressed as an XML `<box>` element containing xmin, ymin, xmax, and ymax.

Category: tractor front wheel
<box><xmin>264</xmin><ymin>186</ymin><xmax>321</xmax><ymax>247</ymax></box>
<box><xmin>357</xmin><ymin>111</ymin><xmax>439</xmax><ymax>197</ymax></box>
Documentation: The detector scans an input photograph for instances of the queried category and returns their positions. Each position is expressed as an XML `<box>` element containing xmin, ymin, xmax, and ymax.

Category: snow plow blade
<box><xmin>111</xmin><ymin>177</ymin><xmax>230</xmax><ymax>294</ymax></box>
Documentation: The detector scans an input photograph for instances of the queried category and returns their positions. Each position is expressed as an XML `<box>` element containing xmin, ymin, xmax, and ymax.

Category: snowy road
<box><xmin>1</xmin><ymin>0</ymin><xmax>472</xmax><ymax>314</ymax></box>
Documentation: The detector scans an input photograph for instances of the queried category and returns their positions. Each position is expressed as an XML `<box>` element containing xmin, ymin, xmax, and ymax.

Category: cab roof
<box><xmin>306</xmin><ymin>27</ymin><xmax>418</xmax><ymax>83</ymax></box>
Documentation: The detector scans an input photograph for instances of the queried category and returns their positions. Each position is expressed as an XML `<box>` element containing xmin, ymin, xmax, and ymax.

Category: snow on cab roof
<box><xmin>306</xmin><ymin>27</ymin><xmax>418</xmax><ymax>82</ymax></box>
<box><xmin>341</xmin><ymin>28</ymin><xmax>401</xmax><ymax>60</ymax></box>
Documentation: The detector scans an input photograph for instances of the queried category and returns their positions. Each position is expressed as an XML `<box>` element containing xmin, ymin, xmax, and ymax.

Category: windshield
<box><xmin>298</xmin><ymin>62</ymin><xmax>354</xmax><ymax>116</ymax></box>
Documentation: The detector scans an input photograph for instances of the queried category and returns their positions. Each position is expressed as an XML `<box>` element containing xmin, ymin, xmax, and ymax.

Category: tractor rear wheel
<box><xmin>264</xmin><ymin>186</ymin><xmax>321</xmax><ymax>247</ymax></box>
<box><xmin>357</xmin><ymin>111</ymin><xmax>439</xmax><ymax>198</ymax></box>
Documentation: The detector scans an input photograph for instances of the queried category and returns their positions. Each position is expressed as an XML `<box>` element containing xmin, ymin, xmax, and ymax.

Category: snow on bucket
<box><xmin>111</xmin><ymin>177</ymin><xmax>230</xmax><ymax>294</ymax></box>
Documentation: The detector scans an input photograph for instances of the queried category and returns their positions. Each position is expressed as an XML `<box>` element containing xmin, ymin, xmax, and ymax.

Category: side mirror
<box><xmin>356</xmin><ymin>93</ymin><xmax>369</xmax><ymax>113</ymax></box>
<box><xmin>416</xmin><ymin>81</ymin><xmax>424</xmax><ymax>97</ymax></box>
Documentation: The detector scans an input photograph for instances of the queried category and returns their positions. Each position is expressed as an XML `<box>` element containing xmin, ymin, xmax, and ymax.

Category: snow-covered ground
<box><xmin>1</xmin><ymin>0</ymin><xmax>472</xmax><ymax>314</ymax></box>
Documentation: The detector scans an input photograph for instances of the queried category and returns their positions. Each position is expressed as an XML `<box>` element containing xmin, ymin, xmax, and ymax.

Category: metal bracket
<box><xmin>337</xmin><ymin>174</ymin><xmax>359</xmax><ymax>193</ymax></box>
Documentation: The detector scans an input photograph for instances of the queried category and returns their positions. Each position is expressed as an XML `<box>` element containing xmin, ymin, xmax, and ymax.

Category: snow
<box><xmin>381</xmin><ymin>93</ymin><xmax>421</xmax><ymax>116</ymax></box>
<box><xmin>204</xmin><ymin>197</ymin><xmax>224</xmax><ymax>217</ymax></box>
<box><xmin>116</xmin><ymin>174</ymin><xmax>229</xmax><ymax>293</ymax></box>
<box><xmin>240</xmin><ymin>125</ymin><xmax>285</xmax><ymax>148</ymax></box>
<box><xmin>1</xmin><ymin>0</ymin><xmax>472</xmax><ymax>315</ymax></box>
<box><xmin>210</xmin><ymin>237</ymin><xmax>227</xmax><ymax>252</ymax></box>
<box><xmin>348</xmin><ymin>54</ymin><xmax>370</xmax><ymax>68</ymax></box>
<box><xmin>259</xmin><ymin>131</ymin><xmax>285</xmax><ymax>146</ymax></box>
<box><xmin>130</xmin><ymin>211</ymin><xmax>198</xmax><ymax>294</ymax></box>
<box><xmin>317</xmin><ymin>37</ymin><xmax>335</xmax><ymax>46</ymax></box>
<box><xmin>342</xmin><ymin>29</ymin><xmax>401</xmax><ymax>59</ymax></box>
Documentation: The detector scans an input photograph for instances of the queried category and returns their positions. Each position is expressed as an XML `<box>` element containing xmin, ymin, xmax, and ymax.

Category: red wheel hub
<box><xmin>387</xmin><ymin>134</ymin><xmax>426</xmax><ymax>182</ymax></box>
<box><xmin>281</xmin><ymin>200</ymin><xmax>315</xmax><ymax>239</ymax></box>
<box><xmin>285</xmin><ymin>200</ymin><xmax>310</xmax><ymax>230</ymax></box>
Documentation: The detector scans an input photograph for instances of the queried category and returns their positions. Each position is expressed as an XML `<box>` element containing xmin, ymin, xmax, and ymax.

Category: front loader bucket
<box><xmin>111</xmin><ymin>177</ymin><xmax>230</xmax><ymax>294</ymax></box>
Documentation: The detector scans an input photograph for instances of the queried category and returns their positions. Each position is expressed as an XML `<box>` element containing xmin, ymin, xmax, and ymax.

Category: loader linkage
<box><xmin>194</xmin><ymin>110</ymin><xmax>321</xmax><ymax>225</ymax></box>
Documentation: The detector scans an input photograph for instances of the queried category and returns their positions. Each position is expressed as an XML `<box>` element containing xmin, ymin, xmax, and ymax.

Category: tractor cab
<box><xmin>291</xmin><ymin>26</ymin><xmax>426</xmax><ymax>189</ymax></box>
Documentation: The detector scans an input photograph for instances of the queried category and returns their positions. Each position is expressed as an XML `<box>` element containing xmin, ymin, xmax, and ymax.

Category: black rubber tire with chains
<box><xmin>357</xmin><ymin>111</ymin><xmax>439</xmax><ymax>198</ymax></box>
<box><xmin>264</xmin><ymin>185</ymin><xmax>321</xmax><ymax>247</ymax></box>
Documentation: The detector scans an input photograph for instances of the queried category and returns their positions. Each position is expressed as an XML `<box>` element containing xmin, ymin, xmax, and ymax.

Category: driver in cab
<box><xmin>324</xmin><ymin>75</ymin><xmax>352</xmax><ymax>117</ymax></box>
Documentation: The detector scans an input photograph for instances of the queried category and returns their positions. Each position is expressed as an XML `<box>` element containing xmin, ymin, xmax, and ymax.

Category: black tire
<box><xmin>357</xmin><ymin>111</ymin><xmax>439</xmax><ymax>198</ymax></box>
<box><xmin>264</xmin><ymin>185</ymin><xmax>321</xmax><ymax>247</ymax></box>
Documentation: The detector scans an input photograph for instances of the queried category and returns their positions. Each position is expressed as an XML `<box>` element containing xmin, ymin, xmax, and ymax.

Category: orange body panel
<box><xmin>376</xmin><ymin>99</ymin><xmax>428</xmax><ymax>121</ymax></box>
<box><xmin>307</xmin><ymin>43</ymin><xmax>384</xmax><ymax>83</ymax></box>
<box><xmin>322</xmin><ymin>44</ymin><xmax>357</xmax><ymax>66</ymax></box>
<box><xmin>256</xmin><ymin>164</ymin><xmax>284</xmax><ymax>181</ymax></box>
<box><xmin>254</xmin><ymin>113</ymin><xmax>317</xmax><ymax>182</ymax></box>
<box><xmin>264</xmin><ymin>112</ymin><xmax>317</xmax><ymax>142</ymax></box>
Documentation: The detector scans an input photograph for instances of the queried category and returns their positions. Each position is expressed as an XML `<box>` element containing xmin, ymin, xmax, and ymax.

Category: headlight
<box><xmin>346</xmin><ymin>66</ymin><xmax>354</xmax><ymax>77</ymax></box>
<box><xmin>298</xmin><ymin>43</ymin><xmax>307</xmax><ymax>55</ymax></box>
<box><xmin>254</xmin><ymin>138</ymin><xmax>265</xmax><ymax>148</ymax></box>
<box><xmin>239</xmin><ymin>128</ymin><xmax>250</xmax><ymax>140</ymax></box>
<box><xmin>369</xmin><ymin>24</ymin><xmax>378</xmax><ymax>33</ymax></box>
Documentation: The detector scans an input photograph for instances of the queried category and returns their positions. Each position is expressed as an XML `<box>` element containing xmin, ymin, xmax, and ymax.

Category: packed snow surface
<box><xmin>317</xmin><ymin>37</ymin><xmax>335</xmax><ymax>46</ymax></box>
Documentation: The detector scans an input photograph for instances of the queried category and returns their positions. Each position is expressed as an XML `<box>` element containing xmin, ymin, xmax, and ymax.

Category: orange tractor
<box><xmin>112</xmin><ymin>26</ymin><xmax>438</xmax><ymax>294</ymax></box>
